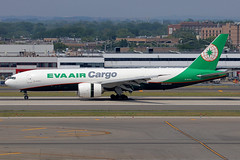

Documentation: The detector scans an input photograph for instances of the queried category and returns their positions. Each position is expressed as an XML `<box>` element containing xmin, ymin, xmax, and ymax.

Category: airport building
<box><xmin>201</xmin><ymin>23</ymin><xmax>240</xmax><ymax>48</ymax></box>
<box><xmin>0</xmin><ymin>44</ymin><xmax>54</xmax><ymax>56</ymax></box>
<box><xmin>1</xmin><ymin>42</ymin><xmax>240</xmax><ymax>83</ymax></box>
<box><xmin>116</xmin><ymin>37</ymin><xmax>179</xmax><ymax>47</ymax></box>
<box><xmin>168</xmin><ymin>22</ymin><xmax>240</xmax><ymax>49</ymax></box>
<box><xmin>0</xmin><ymin>57</ymin><xmax>58</xmax><ymax>79</ymax></box>
<box><xmin>168</xmin><ymin>21</ymin><xmax>218</xmax><ymax>35</ymax></box>
<box><xmin>1</xmin><ymin>53</ymin><xmax>240</xmax><ymax>81</ymax></box>
<box><xmin>0</xmin><ymin>56</ymin><xmax>104</xmax><ymax>79</ymax></box>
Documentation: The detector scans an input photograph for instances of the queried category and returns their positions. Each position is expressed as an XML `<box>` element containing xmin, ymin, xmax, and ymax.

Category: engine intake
<box><xmin>78</xmin><ymin>83</ymin><xmax>102</xmax><ymax>98</ymax></box>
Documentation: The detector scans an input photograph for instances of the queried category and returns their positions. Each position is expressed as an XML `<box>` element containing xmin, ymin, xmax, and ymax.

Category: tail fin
<box><xmin>188</xmin><ymin>34</ymin><xmax>228</xmax><ymax>70</ymax></box>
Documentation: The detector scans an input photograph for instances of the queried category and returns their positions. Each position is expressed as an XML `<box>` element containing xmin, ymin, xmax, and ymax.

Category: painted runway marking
<box><xmin>58</xmin><ymin>133</ymin><xmax>91</xmax><ymax>137</ymax></box>
<box><xmin>21</xmin><ymin>127</ymin><xmax>47</xmax><ymax>131</ymax></box>
<box><xmin>25</xmin><ymin>136</ymin><xmax>49</xmax><ymax>139</ymax></box>
<box><xmin>165</xmin><ymin>121</ymin><xmax>228</xmax><ymax>160</ymax></box>
<box><xmin>20</xmin><ymin>152</ymin><xmax>113</xmax><ymax>160</ymax></box>
<box><xmin>0</xmin><ymin>152</ymin><xmax>22</xmax><ymax>156</ymax></box>
<box><xmin>57</xmin><ymin>129</ymin><xmax>87</xmax><ymax>133</ymax></box>
<box><xmin>2</xmin><ymin>151</ymin><xmax>112</xmax><ymax>159</ymax></box>
<box><xmin>57</xmin><ymin>129</ymin><xmax>111</xmax><ymax>137</ymax></box>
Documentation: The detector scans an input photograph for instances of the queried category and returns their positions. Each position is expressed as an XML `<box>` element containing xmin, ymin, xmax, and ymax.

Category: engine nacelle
<box><xmin>78</xmin><ymin>83</ymin><xmax>102</xmax><ymax>98</ymax></box>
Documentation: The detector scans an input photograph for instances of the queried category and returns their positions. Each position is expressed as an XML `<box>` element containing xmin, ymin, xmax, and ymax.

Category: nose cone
<box><xmin>5</xmin><ymin>78</ymin><xmax>15</xmax><ymax>88</ymax></box>
<box><xmin>5</xmin><ymin>75</ymin><xmax>19</xmax><ymax>89</ymax></box>
<box><xmin>5</xmin><ymin>79</ymin><xmax>11</xmax><ymax>86</ymax></box>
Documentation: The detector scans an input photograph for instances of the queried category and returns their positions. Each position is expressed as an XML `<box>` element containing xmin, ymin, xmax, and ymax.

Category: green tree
<box><xmin>116</xmin><ymin>28</ymin><xmax>134</xmax><ymax>38</ymax></box>
<box><xmin>173</xmin><ymin>29</ymin><xmax>205</xmax><ymax>51</ymax></box>
<box><xmin>115</xmin><ymin>39</ymin><xmax>128</xmax><ymax>47</ymax></box>
<box><xmin>54</xmin><ymin>42</ymin><xmax>68</xmax><ymax>51</ymax></box>
<box><xmin>0</xmin><ymin>21</ymin><xmax>169</xmax><ymax>43</ymax></box>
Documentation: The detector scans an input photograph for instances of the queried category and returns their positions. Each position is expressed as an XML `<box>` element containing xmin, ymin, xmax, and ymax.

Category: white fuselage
<box><xmin>5</xmin><ymin>68</ymin><xmax>185</xmax><ymax>90</ymax></box>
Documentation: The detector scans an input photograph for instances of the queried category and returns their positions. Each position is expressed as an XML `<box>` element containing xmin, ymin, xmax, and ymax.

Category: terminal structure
<box><xmin>1</xmin><ymin>50</ymin><xmax>240</xmax><ymax>81</ymax></box>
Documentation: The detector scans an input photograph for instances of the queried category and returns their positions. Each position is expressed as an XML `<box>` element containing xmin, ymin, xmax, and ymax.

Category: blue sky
<box><xmin>0</xmin><ymin>0</ymin><xmax>239</xmax><ymax>19</ymax></box>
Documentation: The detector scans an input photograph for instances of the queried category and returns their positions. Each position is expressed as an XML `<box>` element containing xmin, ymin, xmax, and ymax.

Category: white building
<box><xmin>1</xmin><ymin>53</ymin><xmax>240</xmax><ymax>81</ymax></box>
<box><xmin>0</xmin><ymin>44</ymin><xmax>54</xmax><ymax>56</ymax></box>
<box><xmin>103</xmin><ymin>53</ymin><xmax>240</xmax><ymax>69</ymax></box>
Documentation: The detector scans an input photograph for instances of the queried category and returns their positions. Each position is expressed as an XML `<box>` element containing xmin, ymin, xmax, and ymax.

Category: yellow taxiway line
<box><xmin>21</xmin><ymin>127</ymin><xmax>47</xmax><ymax>131</ymax></box>
<box><xmin>57</xmin><ymin>129</ymin><xmax>87</xmax><ymax>133</ymax></box>
<box><xmin>24</xmin><ymin>136</ymin><xmax>49</xmax><ymax>139</ymax></box>
<box><xmin>165</xmin><ymin>121</ymin><xmax>228</xmax><ymax>160</ymax></box>
<box><xmin>0</xmin><ymin>152</ymin><xmax>22</xmax><ymax>156</ymax></box>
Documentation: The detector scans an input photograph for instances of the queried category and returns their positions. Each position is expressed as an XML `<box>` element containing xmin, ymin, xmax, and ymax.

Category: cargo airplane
<box><xmin>5</xmin><ymin>34</ymin><xmax>229</xmax><ymax>100</ymax></box>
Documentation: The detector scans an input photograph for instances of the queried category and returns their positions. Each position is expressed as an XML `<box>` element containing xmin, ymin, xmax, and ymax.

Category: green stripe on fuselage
<box><xmin>164</xmin><ymin>68</ymin><xmax>225</xmax><ymax>83</ymax></box>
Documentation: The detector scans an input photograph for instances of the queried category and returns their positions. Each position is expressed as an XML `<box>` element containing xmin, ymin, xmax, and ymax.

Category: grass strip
<box><xmin>0</xmin><ymin>110</ymin><xmax>240</xmax><ymax>117</ymax></box>
<box><xmin>184</xmin><ymin>85</ymin><xmax>231</xmax><ymax>88</ymax></box>
<box><xmin>0</xmin><ymin>92</ymin><xmax>77</xmax><ymax>97</ymax></box>
<box><xmin>1</xmin><ymin>91</ymin><xmax>240</xmax><ymax>97</ymax></box>
<box><xmin>104</xmin><ymin>92</ymin><xmax>240</xmax><ymax>97</ymax></box>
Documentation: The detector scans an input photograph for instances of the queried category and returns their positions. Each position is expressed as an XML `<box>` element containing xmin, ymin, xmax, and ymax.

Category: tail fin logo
<box><xmin>201</xmin><ymin>44</ymin><xmax>219</xmax><ymax>62</ymax></box>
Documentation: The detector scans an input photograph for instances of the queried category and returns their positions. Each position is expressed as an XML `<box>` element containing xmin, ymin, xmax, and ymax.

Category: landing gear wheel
<box><xmin>110</xmin><ymin>94</ymin><xmax>128</xmax><ymax>100</ymax></box>
<box><xmin>110</xmin><ymin>94</ymin><xmax>117</xmax><ymax>100</ymax></box>
<box><xmin>22</xmin><ymin>90</ymin><xmax>29</xmax><ymax>100</ymax></box>
<box><xmin>121</xmin><ymin>95</ymin><xmax>128</xmax><ymax>100</ymax></box>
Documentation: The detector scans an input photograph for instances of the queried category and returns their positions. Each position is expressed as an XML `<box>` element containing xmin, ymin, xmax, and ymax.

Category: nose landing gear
<box><xmin>21</xmin><ymin>90</ymin><xmax>29</xmax><ymax>100</ymax></box>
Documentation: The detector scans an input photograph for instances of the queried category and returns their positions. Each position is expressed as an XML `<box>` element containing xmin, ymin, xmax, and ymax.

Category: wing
<box><xmin>100</xmin><ymin>74</ymin><xmax>168</xmax><ymax>92</ymax></box>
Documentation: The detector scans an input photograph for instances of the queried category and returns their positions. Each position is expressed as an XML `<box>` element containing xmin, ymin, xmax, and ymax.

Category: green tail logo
<box><xmin>189</xmin><ymin>34</ymin><xmax>228</xmax><ymax>70</ymax></box>
<box><xmin>201</xmin><ymin>44</ymin><xmax>219</xmax><ymax>62</ymax></box>
<box><xmin>165</xmin><ymin>34</ymin><xmax>229</xmax><ymax>83</ymax></box>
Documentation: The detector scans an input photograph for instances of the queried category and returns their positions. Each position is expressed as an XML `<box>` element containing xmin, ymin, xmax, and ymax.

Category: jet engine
<box><xmin>78</xmin><ymin>83</ymin><xmax>102</xmax><ymax>98</ymax></box>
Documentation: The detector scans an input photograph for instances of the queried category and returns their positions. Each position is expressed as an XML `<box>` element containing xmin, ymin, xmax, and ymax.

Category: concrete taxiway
<box><xmin>0</xmin><ymin>86</ymin><xmax>240</xmax><ymax>159</ymax></box>
<box><xmin>0</xmin><ymin>96</ymin><xmax>240</xmax><ymax>110</ymax></box>
<box><xmin>0</xmin><ymin>117</ymin><xmax>239</xmax><ymax>160</ymax></box>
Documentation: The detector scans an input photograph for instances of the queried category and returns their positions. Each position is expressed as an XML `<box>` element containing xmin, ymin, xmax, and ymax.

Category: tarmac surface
<box><xmin>1</xmin><ymin>84</ymin><xmax>240</xmax><ymax>110</ymax></box>
<box><xmin>1</xmin><ymin>84</ymin><xmax>240</xmax><ymax>92</ymax></box>
<box><xmin>0</xmin><ymin>117</ymin><xmax>239</xmax><ymax>160</ymax></box>
<box><xmin>0</xmin><ymin>96</ymin><xmax>240</xmax><ymax>110</ymax></box>
<box><xmin>1</xmin><ymin>85</ymin><xmax>240</xmax><ymax>159</ymax></box>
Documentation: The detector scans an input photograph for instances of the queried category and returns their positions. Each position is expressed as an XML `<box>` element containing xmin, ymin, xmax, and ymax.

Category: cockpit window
<box><xmin>5</xmin><ymin>76</ymin><xmax>16</xmax><ymax>80</ymax></box>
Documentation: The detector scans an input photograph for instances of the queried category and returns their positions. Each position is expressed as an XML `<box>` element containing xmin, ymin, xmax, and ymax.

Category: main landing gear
<box><xmin>21</xmin><ymin>90</ymin><xmax>29</xmax><ymax>100</ymax></box>
<box><xmin>110</xmin><ymin>86</ymin><xmax>129</xmax><ymax>100</ymax></box>
<box><xmin>110</xmin><ymin>94</ymin><xmax>128</xmax><ymax>100</ymax></box>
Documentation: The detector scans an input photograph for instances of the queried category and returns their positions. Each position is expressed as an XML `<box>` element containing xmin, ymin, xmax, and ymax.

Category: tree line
<box><xmin>0</xmin><ymin>20</ymin><xmax>234</xmax><ymax>51</ymax></box>
<box><xmin>0</xmin><ymin>21</ymin><xmax>168</xmax><ymax>41</ymax></box>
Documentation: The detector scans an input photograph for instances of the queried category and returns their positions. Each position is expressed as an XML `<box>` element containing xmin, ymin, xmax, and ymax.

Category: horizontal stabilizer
<box><xmin>197</xmin><ymin>71</ymin><xmax>232</xmax><ymax>78</ymax></box>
